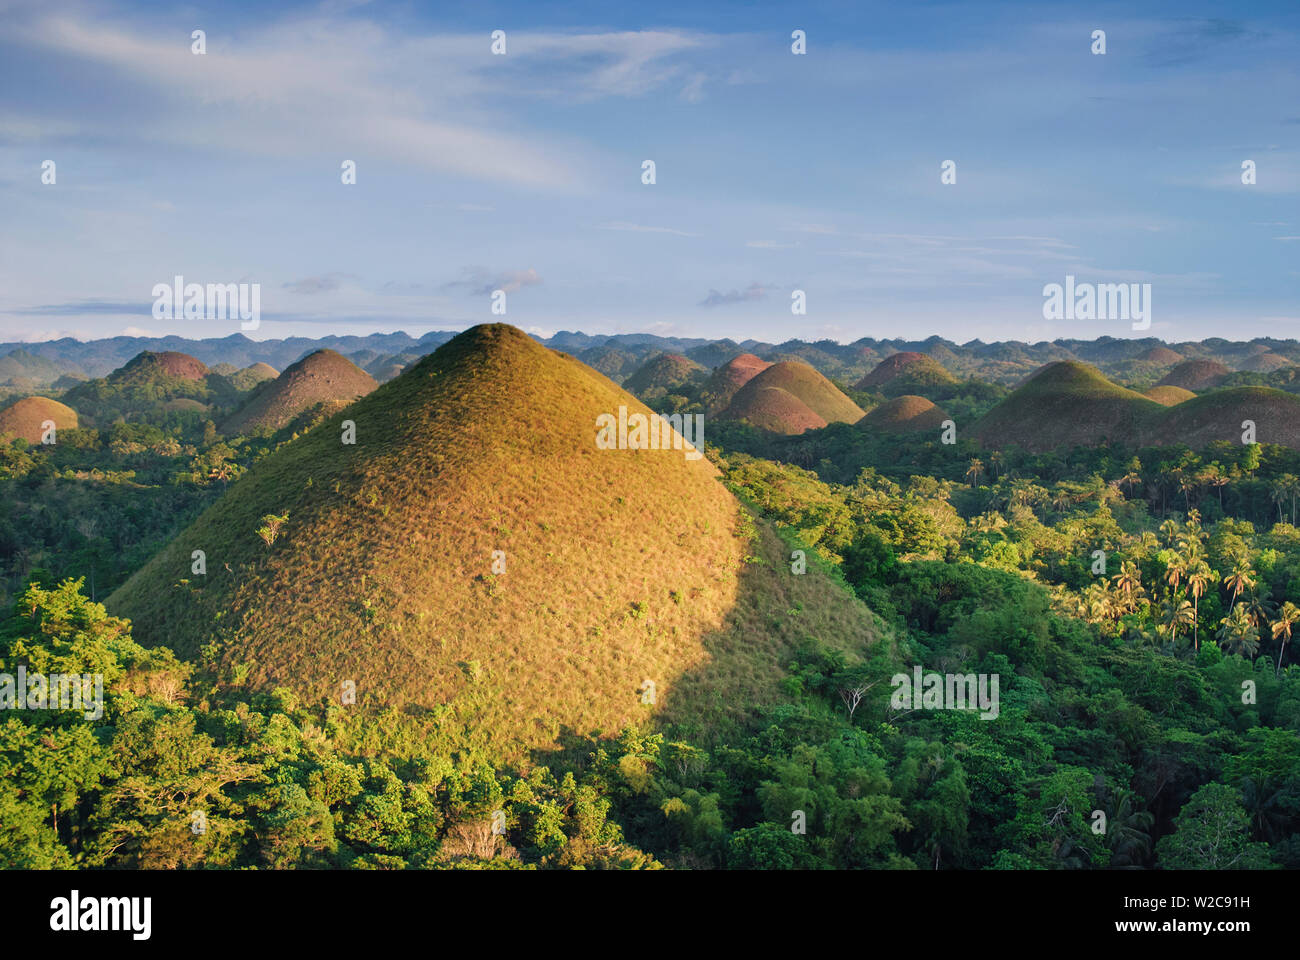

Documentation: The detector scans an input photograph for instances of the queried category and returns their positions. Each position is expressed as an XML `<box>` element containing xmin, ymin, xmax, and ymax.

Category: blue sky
<box><xmin>0</xmin><ymin>0</ymin><xmax>1296</xmax><ymax>344</ymax></box>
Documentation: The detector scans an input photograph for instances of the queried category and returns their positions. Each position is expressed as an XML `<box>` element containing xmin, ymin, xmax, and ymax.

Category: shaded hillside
<box><xmin>622</xmin><ymin>352</ymin><xmax>707</xmax><ymax>399</ymax></box>
<box><xmin>62</xmin><ymin>351</ymin><xmax>213</xmax><ymax>424</ymax></box>
<box><xmin>221</xmin><ymin>350</ymin><xmax>377</xmax><ymax>435</ymax></box>
<box><xmin>1145</xmin><ymin>387</ymin><xmax>1300</xmax><ymax>449</ymax></box>
<box><xmin>974</xmin><ymin>362</ymin><xmax>1162</xmax><ymax>452</ymax></box>
<box><xmin>1158</xmin><ymin>359</ymin><xmax>1230</xmax><ymax>391</ymax></box>
<box><xmin>861</xmin><ymin>395</ymin><xmax>950</xmax><ymax>434</ymax></box>
<box><xmin>109</xmin><ymin>324</ymin><xmax>878</xmax><ymax>760</ymax></box>
<box><xmin>722</xmin><ymin>386</ymin><xmax>829</xmax><ymax>435</ymax></box>
<box><xmin>725</xmin><ymin>361</ymin><xmax>864</xmax><ymax>432</ymax></box>
<box><xmin>0</xmin><ymin>396</ymin><xmax>79</xmax><ymax>443</ymax></box>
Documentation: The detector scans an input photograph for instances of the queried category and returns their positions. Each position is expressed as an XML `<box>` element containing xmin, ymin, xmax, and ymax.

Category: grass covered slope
<box><xmin>856</xmin><ymin>352</ymin><xmax>957</xmax><ymax>395</ymax></box>
<box><xmin>723</xmin><ymin>385</ymin><xmax>829</xmax><ymax>434</ymax></box>
<box><xmin>974</xmin><ymin>361</ymin><xmax>1162</xmax><ymax>452</ymax></box>
<box><xmin>1143</xmin><ymin>385</ymin><xmax>1196</xmax><ymax>406</ymax></box>
<box><xmin>109</xmin><ymin>324</ymin><xmax>878</xmax><ymax>759</ymax></box>
<box><xmin>701</xmin><ymin>353</ymin><xmax>772</xmax><ymax>414</ymax></box>
<box><xmin>1158</xmin><ymin>359</ymin><xmax>1230</xmax><ymax>391</ymax></box>
<box><xmin>621</xmin><ymin>352</ymin><xmax>706</xmax><ymax>399</ymax></box>
<box><xmin>725</xmin><ymin>360</ymin><xmax>864</xmax><ymax>429</ymax></box>
<box><xmin>861</xmin><ymin>395</ymin><xmax>950</xmax><ymax>434</ymax></box>
<box><xmin>0</xmin><ymin>396</ymin><xmax>79</xmax><ymax>442</ymax></box>
<box><xmin>1146</xmin><ymin>386</ymin><xmax>1300</xmax><ymax>449</ymax></box>
<box><xmin>222</xmin><ymin>349</ymin><xmax>377</xmax><ymax>435</ymax></box>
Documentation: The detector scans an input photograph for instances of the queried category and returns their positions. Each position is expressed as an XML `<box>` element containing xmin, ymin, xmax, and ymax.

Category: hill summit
<box><xmin>222</xmin><ymin>349</ymin><xmax>377</xmax><ymax>434</ymax></box>
<box><xmin>110</xmin><ymin>324</ymin><xmax>877</xmax><ymax>759</ymax></box>
<box><xmin>722</xmin><ymin>361</ymin><xmax>864</xmax><ymax>434</ymax></box>
<box><xmin>0</xmin><ymin>396</ymin><xmax>79</xmax><ymax>443</ymax></box>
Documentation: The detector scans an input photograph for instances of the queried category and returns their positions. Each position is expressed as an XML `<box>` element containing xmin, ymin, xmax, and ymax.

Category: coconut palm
<box><xmin>1223</xmin><ymin>558</ymin><xmax>1256</xmax><ymax>605</ymax></box>
<box><xmin>1158</xmin><ymin>519</ymin><xmax>1179</xmax><ymax>546</ymax></box>
<box><xmin>1217</xmin><ymin>604</ymin><xmax>1260</xmax><ymax>659</ymax></box>
<box><xmin>1164</xmin><ymin>555</ymin><xmax>1186</xmax><ymax>597</ymax></box>
<box><xmin>1162</xmin><ymin>599</ymin><xmax>1196</xmax><ymax>646</ymax></box>
<box><xmin>966</xmin><ymin>458</ymin><xmax>984</xmax><ymax>488</ymax></box>
<box><xmin>1270</xmin><ymin>601</ymin><xmax>1300</xmax><ymax>676</ymax></box>
<box><xmin>1111</xmin><ymin>561</ymin><xmax>1144</xmax><ymax>613</ymax></box>
<box><xmin>1185</xmin><ymin>561</ymin><xmax>1212</xmax><ymax>651</ymax></box>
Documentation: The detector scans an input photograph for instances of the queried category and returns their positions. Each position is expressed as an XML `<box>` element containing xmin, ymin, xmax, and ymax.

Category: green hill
<box><xmin>622</xmin><ymin>352</ymin><xmax>707</xmax><ymax>399</ymax></box>
<box><xmin>974</xmin><ymin>361</ymin><xmax>1162</xmax><ymax>452</ymax></box>
<box><xmin>109</xmin><ymin>324</ymin><xmax>879</xmax><ymax>761</ymax></box>
<box><xmin>724</xmin><ymin>361</ymin><xmax>864</xmax><ymax>432</ymax></box>
<box><xmin>1146</xmin><ymin>387</ymin><xmax>1300</xmax><ymax>449</ymax></box>
<box><xmin>861</xmin><ymin>395</ymin><xmax>950</xmax><ymax>434</ymax></box>
<box><xmin>856</xmin><ymin>352</ymin><xmax>957</xmax><ymax>396</ymax></box>
<box><xmin>1158</xmin><ymin>359</ymin><xmax>1230</xmax><ymax>391</ymax></box>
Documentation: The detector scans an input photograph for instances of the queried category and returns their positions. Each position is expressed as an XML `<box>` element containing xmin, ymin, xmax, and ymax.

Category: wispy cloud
<box><xmin>597</xmin><ymin>221</ymin><xmax>699</xmax><ymax>237</ymax></box>
<box><xmin>699</xmin><ymin>282</ymin><xmax>768</xmax><ymax>308</ymax></box>
<box><xmin>442</xmin><ymin>267</ymin><xmax>542</xmax><ymax>297</ymax></box>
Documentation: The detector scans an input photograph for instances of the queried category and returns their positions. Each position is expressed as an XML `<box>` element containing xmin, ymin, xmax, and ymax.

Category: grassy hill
<box><xmin>62</xmin><ymin>351</ymin><xmax>213</xmax><ymax>425</ymax></box>
<box><xmin>221</xmin><ymin>349</ymin><xmax>377</xmax><ymax>435</ymax></box>
<box><xmin>1143</xmin><ymin>385</ymin><xmax>1195</xmax><ymax>406</ymax></box>
<box><xmin>621</xmin><ymin>352</ymin><xmax>707</xmax><ymax>399</ymax></box>
<box><xmin>1158</xmin><ymin>359</ymin><xmax>1230</xmax><ymax>391</ymax></box>
<box><xmin>725</xmin><ymin>361</ymin><xmax>864</xmax><ymax>432</ymax></box>
<box><xmin>1139</xmin><ymin>346</ymin><xmax>1182</xmax><ymax>366</ymax></box>
<box><xmin>1145</xmin><ymin>387</ymin><xmax>1300</xmax><ymax>449</ymax></box>
<box><xmin>974</xmin><ymin>361</ymin><xmax>1162</xmax><ymax>452</ymax></box>
<box><xmin>861</xmin><ymin>395</ymin><xmax>950</xmax><ymax>434</ymax></box>
<box><xmin>700</xmin><ymin>353</ymin><xmax>772</xmax><ymax>414</ymax></box>
<box><xmin>109</xmin><ymin>324</ymin><xmax>879</xmax><ymax>761</ymax></box>
<box><xmin>0</xmin><ymin>396</ymin><xmax>79</xmax><ymax>443</ymax></box>
<box><xmin>721</xmin><ymin>385</ymin><xmax>829</xmax><ymax>434</ymax></box>
<box><xmin>856</xmin><ymin>352</ymin><xmax>957</xmax><ymax>396</ymax></box>
<box><xmin>1239</xmin><ymin>352</ymin><xmax>1293</xmax><ymax>373</ymax></box>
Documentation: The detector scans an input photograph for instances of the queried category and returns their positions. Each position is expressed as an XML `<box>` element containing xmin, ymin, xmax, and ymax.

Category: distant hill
<box><xmin>62</xmin><ymin>351</ymin><xmax>213</xmax><ymax>424</ymax></box>
<box><xmin>1158</xmin><ymin>359</ymin><xmax>1230</xmax><ymax>391</ymax></box>
<box><xmin>222</xmin><ymin>349</ymin><xmax>377</xmax><ymax>435</ymax></box>
<box><xmin>0</xmin><ymin>348</ymin><xmax>68</xmax><ymax>387</ymax></box>
<box><xmin>109</xmin><ymin>324</ymin><xmax>879</xmax><ymax>760</ymax></box>
<box><xmin>861</xmin><ymin>395</ymin><xmax>950</xmax><ymax>434</ymax></box>
<box><xmin>1143</xmin><ymin>385</ymin><xmax>1196</xmax><ymax>406</ymax></box>
<box><xmin>0</xmin><ymin>396</ymin><xmax>79</xmax><ymax>443</ymax></box>
<box><xmin>1139</xmin><ymin>346</ymin><xmax>1182</xmax><ymax>366</ymax></box>
<box><xmin>724</xmin><ymin>361</ymin><xmax>864</xmax><ymax>434</ymax></box>
<box><xmin>974</xmin><ymin>362</ymin><xmax>1162</xmax><ymax>452</ymax></box>
<box><xmin>577</xmin><ymin>345</ymin><xmax>636</xmax><ymax>381</ymax></box>
<box><xmin>856</xmin><ymin>352</ymin><xmax>957</xmax><ymax>396</ymax></box>
<box><xmin>1239</xmin><ymin>352</ymin><xmax>1293</xmax><ymax>374</ymax></box>
<box><xmin>700</xmin><ymin>353</ymin><xmax>772</xmax><ymax>414</ymax></box>
<box><xmin>116</xmin><ymin>351</ymin><xmax>209</xmax><ymax>382</ymax></box>
<box><xmin>622</xmin><ymin>353</ymin><xmax>707</xmax><ymax>399</ymax></box>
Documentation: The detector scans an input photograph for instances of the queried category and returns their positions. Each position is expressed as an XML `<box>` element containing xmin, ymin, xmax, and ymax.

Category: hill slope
<box><xmin>856</xmin><ymin>352</ymin><xmax>957</xmax><ymax>395</ymax></box>
<box><xmin>621</xmin><ymin>352</ymin><xmax>707</xmax><ymax>399</ymax></box>
<box><xmin>1158</xmin><ymin>359</ymin><xmax>1230</xmax><ymax>391</ymax></box>
<box><xmin>109</xmin><ymin>324</ymin><xmax>878</xmax><ymax>760</ymax></box>
<box><xmin>724</xmin><ymin>361</ymin><xmax>864</xmax><ymax>432</ymax></box>
<box><xmin>1146</xmin><ymin>387</ymin><xmax>1300</xmax><ymax>449</ymax></box>
<box><xmin>1143</xmin><ymin>385</ymin><xmax>1196</xmax><ymax>406</ymax></box>
<box><xmin>0</xmin><ymin>396</ymin><xmax>79</xmax><ymax>443</ymax></box>
<box><xmin>861</xmin><ymin>395</ymin><xmax>950</xmax><ymax>434</ymax></box>
<box><xmin>222</xmin><ymin>349</ymin><xmax>377</xmax><ymax>434</ymax></box>
<box><xmin>974</xmin><ymin>362</ymin><xmax>1162</xmax><ymax>452</ymax></box>
<box><xmin>700</xmin><ymin>353</ymin><xmax>773</xmax><ymax>414</ymax></box>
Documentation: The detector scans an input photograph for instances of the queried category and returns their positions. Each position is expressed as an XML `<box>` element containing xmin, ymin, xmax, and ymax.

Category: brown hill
<box><xmin>0</xmin><ymin>396</ymin><xmax>79</xmax><ymax>443</ymax></box>
<box><xmin>855</xmin><ymin>352</ymin><xmax>957</xmax><ymax>396</ymax></box>
<box><xmin>622</xmin><ymin>352</ymin><xmax>707</xmax><ymax>398</ymax></box>
<box><xmin>724</xmin><ymin>361</ymin><xmax>864</xmax><ymax>433</ymax></box>
<box><xmin>1143</xmin><ymin>385</ymin><xmax>1196</xmax><ymax>406</ymax></box>
<box><xmin>109</xmin><ymin>324</ymin><xmax>879</xmax><ymax>761</ymax></box>
<box><xmin>701</xmin><ymin>353</ymin><xmax>773</xmax><ymax>413</ymax></box>
<box><xmin>1157</xmin><ymin>359</ymin><xmax>1230</xmax><ymax>391</ymax></box>
<box><xmin>723</xmin><ymin>386</ymin><xmax>829</xmax><ymax>434</ymax></box>
<box><xmin>861</xmin><ymin>395</ymin><xmax>950</xmax><ymax>434</ymax></box>
<box><xmin>118</xmin><ymin>351</ymin><xmax>209</xmax><ymax>382</ymax></box>
<box><xmin>221</xmin><ymin>350</ymin><xmax>377</xmax><ymax>434</ymax></box>
<box><xmin>1239</xmin><ymin>352</ymin><xmax>1293</xmax><ymax>373</ymax></box>
<box><xmin>1139</xmin><ymin>346</ymin><xmax>1182</xmax><ymax>365</ymax></box>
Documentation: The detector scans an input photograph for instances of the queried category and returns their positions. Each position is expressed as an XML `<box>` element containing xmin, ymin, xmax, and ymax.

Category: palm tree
<box><xmin>1162</xmin><ymin>599</ymin><xmax>1196</xmax><ymax>646</ymax></box>
<box><xmin>1223</xmin><ymin>558</ymin><xmax>1257</xmax><ymax>606</ymax></box>
<box><xmin>966</xmin><ymin>458</ymin><xmax>984</xmax><ymax>488</ymax></box>
<box><xmin>989</xmin><ymin>450</ymin><xmax>1004</xmax><ymax>481</ymax></box>
<box><xmin>1164</xmin><ymin>555</ymin><xmax>1186</xmax><ymax>597</ymax></box>
<box><xmin>1111</xmin><ymin>561</ymin><xmax>1144</xmax><ymax>613</ymax></box>
<box><xmin>1270</xmin><ymin>601</ymin><xmax>1300</xmax><ymax>676</ymax></box>
<box><xmin>1158</xmin><ymin>519</ymin><xmax>1179</xmax><ymax>546</ymax></box>
<box><xmin>1104</xmin><ymin>789</ymin><xmax>1154</xmax><ymax>868</ymax></box>
<box><xmin>1185</xmin><ymin>561</ymin><xmax>1212</xmax><ymax>650</ymax></box>
<box><xmin>1243</xmin><ymin>590</ymin><xmax>1275</xmax><ymax>629</ymax></box>
<box><xmin>1270</xmin><ymin>479</ymin><xmax>1290</xmax><ymax>525</ymax></box>
<box><xmin>1217</xmin><ymin>604</ymin><xmax>1260</xmax><ymax>659</ymax></box>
